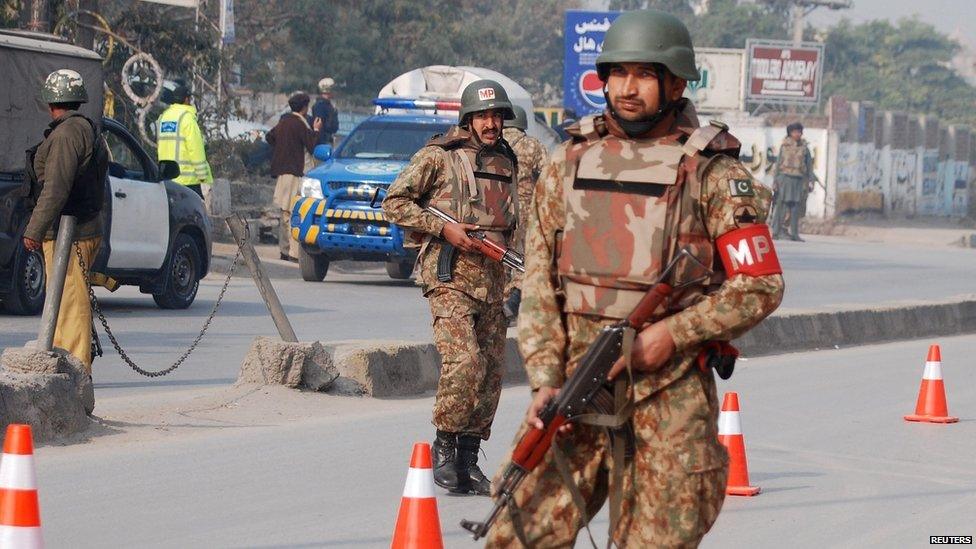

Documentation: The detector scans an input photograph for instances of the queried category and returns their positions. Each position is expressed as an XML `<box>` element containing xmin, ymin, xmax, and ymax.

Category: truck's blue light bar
<box><xmin>372</xmin><ymin>98</ymin><xmax>461</xmax><ymax>111</ymax></box>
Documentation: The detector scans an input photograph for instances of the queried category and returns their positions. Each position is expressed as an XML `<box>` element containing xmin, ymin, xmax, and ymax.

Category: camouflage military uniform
<box><xmin>486</xmin><ymin>107</ymin><xmax>785</xmax><ymax>547</ymax></box>
<box><xmin>772</xmin><ymin>137</ymin><xmax>813</xmax><ymax>239</ymax></box>
<box><xmin>382</xmin><ymin>126</ymin><xmax>516</xmax><ymax>439</ymax></box>
<box><xmin>502</xmin><ymin>127</ymin><xmax>549</xmax><ymax>295</ymax></box>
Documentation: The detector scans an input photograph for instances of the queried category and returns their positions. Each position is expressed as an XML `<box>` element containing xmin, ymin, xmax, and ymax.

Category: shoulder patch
<box><xmin>728</xmin><ymin>178</ymin><xmax>754</xmax><ymax>197</ymax></box>
<box><xmin>160</xmin><ymin>121</ymin><xmax>178</xmax><ymax>133</ymax></box>
<box><xmin>733</xmin><ymin>205</ymin><xmax>759</xmax><ymax>227</ymax></box>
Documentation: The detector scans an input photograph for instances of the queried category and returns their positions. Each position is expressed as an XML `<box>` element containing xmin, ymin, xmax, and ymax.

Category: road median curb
<box><xmin>325</xmin><ymin>300</ymin><xmax>976</xmax><ymax>397</ymax></box>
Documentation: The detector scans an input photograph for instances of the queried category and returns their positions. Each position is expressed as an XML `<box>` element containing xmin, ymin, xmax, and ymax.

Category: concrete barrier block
<box><xmin>0</xmin><ymin>370</ymin><xmax>89</xmax><ymax>442</ymax></box>
<box><xmin>1</xmin><ymin>347</ymin><xmax>94</xmax><ymax>415</ymax></box>
<box><xmin>238</xmin><ymin>336</ymin><xmax>339</xmax><ymax>391</ymax></box>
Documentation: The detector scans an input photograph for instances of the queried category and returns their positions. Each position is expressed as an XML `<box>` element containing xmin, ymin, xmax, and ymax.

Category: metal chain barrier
<box><xmin>73</xmin><ymin>222</ymin><xmax>247</xmax><ymax>378</ymax></box>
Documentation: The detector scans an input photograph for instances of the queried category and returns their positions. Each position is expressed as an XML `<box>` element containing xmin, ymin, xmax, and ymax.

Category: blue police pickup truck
<box><xmin>289</xmin><ymin>99</ymin><xmax>456</xmax><ymax>281</ymax></box>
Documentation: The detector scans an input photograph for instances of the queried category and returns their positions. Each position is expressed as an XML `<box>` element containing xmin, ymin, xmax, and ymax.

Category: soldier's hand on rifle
<box><xmin>526</xmin><ymin>386</ymin><xmax>572</xmax><ymax>434</ymax></box>
<box><xmin>442</xmin><ymin>222</ymin><xmax>479</xmax><ymax>252</ymax></box>
<box><xmin>607</xmin><ymin>321</ymin><xmax>676</xmax><ymax>380</ymax></box>
<box><xmin>22</xmin><ymin>237</ymin><xmax>41</xmax><ymax>252</ymax></box>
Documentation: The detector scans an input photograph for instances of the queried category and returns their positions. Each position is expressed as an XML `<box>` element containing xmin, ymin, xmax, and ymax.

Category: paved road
<box><xmin>30</xmin><ymin>333</ymin><xmax>975</xmax><ymax>547</ymax></box>
<box><xmin>2</xmin><ymin>234</ymin><xmax>975</xmax><ymax>401</ymax></box>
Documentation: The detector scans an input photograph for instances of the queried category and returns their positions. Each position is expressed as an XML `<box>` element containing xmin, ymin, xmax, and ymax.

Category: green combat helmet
<box><xmin>459</xmin><ymin>79</ymin><xmax>515</xmax><ymax>124</ymax></box>
<box><xmin>41</xmin><ymin>69</ymin><xmax>89</xmax><ymax>104</ymax></box>
<box><xmin>595</xmin><ymin>9</ymin><xmax>700</xmax><ymax>82</ymax></box>
<box><xmin>505</xmin><ymin>105</ymin><xmax>529</xmax><ymax>131</ymax></box>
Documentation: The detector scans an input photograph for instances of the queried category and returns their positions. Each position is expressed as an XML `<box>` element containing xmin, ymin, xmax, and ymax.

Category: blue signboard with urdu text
<box><xmin>563</xmin><ymin>10</ymin><xmax>621</xmax><ymax>118</ymax></box>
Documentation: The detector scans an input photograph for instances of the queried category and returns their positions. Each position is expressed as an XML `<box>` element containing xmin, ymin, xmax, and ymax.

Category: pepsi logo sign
<box><xmin>578</xmin><ymin>70</ymin><xmax>605</xmax><ymax>109</ymax></box>
<box><xmin>477</xmin><ymin>88</ymin><xmax>496</xmax><ymax>101</ymax></box>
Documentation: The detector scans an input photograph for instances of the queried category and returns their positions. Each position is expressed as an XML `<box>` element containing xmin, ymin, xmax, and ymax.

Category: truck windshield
<box><xmin>337</xmin><ymin>121</ymin><xmax>452</xmax><ymax>161</ymax></box>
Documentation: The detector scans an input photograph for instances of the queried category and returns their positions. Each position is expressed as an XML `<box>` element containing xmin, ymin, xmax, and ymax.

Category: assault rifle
<box><xmin>426</xmin><ymin>206</ymin><xmax>525</xmax><ymax>281</ymax></box>
<box><xmin>460</xmin><ymin>249</ymin><xmax>710</xmax><ymax>540</ymax></box>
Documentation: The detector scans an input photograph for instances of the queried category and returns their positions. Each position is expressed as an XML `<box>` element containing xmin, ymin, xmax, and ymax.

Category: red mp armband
<box><xmin>716</xmin><ymin>224</ymin><xmax>782</xmax><ymax>277</ymax></box>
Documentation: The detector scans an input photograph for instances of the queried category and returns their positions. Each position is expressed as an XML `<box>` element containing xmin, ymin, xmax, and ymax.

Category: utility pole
<box><xmin>77</xmin><ymin>0</ymin><xmax>99</xmax><ymax>49</ymax></box>
<box><xmin>757</xmin><ymin>0</ymin><xmax>853</xmax><ymax>45</ymax></box>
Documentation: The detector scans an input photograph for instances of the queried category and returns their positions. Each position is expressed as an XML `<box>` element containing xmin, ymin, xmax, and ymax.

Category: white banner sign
<box><xmin>138</xmin><ymin>0</ymin><xmax>199</xmax><ymax>7</ymax></box>
<box><xmin>683</xmin><ymin>47</ymin><xmax>745</xmax><ymax>113</ymax></box>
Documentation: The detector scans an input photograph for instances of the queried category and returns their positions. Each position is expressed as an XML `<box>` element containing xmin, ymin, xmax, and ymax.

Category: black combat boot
<box><xmin>432</xmin><ymin>430</ymin><xmax>458</xmax><ymax>490</ymax></box>
<box><xmin>452</xmin><ymin>434</ymin><xmax>491</xmax><ymax>496</ymax></box>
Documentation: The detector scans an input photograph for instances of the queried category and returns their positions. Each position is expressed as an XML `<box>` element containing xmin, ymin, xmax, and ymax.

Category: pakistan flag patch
<box><xmin>728</xmin><ymin>178</ymin><xmax>754</xmax><ymax>197</ymax></box>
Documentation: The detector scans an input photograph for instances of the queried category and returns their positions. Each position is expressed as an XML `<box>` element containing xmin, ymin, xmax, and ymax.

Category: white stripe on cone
<box><xmin>922</xmin><ymin>361</ymin><xmax>943</xmax><ymax>381</ymax></box>
<box><xmin>718</xmin><ymin>410</ymin><xmax>742</xmax><ymax>435</ymax></box>
<box><xmin>0</xmin><ymin>525</ymin><xmax>44</xmax><ymax>548</ymax></box>
<box><xmin>0</xmin><ymin>454</ymin><xmax>38</xmax><ymax>490</ymax></box>
<box><xmin>402</xmin><ymin>467</ymin><xmax>435</xmax><ymax>499</ymax></box>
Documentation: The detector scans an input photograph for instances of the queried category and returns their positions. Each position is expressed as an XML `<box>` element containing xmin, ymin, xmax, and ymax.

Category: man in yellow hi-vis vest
<box><xmin>157</xmin><ymin>79</ymin><xmax>212</xmax><ymax>198</ymax></box>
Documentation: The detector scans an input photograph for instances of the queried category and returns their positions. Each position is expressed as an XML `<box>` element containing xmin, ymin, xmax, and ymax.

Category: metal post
<box><xmin>37</xmin><ymin>215</ymin><xmax>77</xmax><ymax>352</ymax></box>
<box><xmin>224</xmin><ymin>215</ymin><xmax>298</xmax><ymax>342</ymax></box>
<box><xmin>792</xmin><ymin>4</ymin><xmax>805</xmax><ymax>44</ymax></box>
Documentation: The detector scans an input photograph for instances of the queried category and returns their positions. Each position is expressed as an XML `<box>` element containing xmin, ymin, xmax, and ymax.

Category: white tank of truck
<box><xmin>376</xmin><ymin>65</ymin><xmax>561</xmax><ymax>150</ymax></box>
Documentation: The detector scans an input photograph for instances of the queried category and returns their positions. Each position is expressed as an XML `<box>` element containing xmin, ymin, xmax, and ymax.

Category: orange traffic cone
<box><xmin>718</xmin><ymin>392</ymin><xmax>761</xmax><ymax>496</ymax></box>
<box><xmin>391</xmin><ymin>442</ymin><xmax>443</xmax><ymax>549</ymax></box>
<box><xmin>0</xmin><ymin>424</ymin><xmax>43</xmax><ymax>548</ymax></box>
<box><xmin>904</xmin><ymin>344</ymin><xmax>959</xmax><ymax>424</ymax></box>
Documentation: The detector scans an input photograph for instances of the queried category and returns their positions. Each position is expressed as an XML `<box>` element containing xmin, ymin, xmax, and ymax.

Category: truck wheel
<box><xmin>2</xmin><ymin>246</ymin><xmax>46</xmax><ymax>315</ymax></box>
<box><xmin>153</xmin><ymin>233</ymin><xmax>201</xmax><ymax>309</ymax></box>
<box><xmin>385</xmin><ymin>260</ymin><xmax>413</xmax><ymax>280</ymax></box>
<box><xmin>299</xmin><ymin>246</ymin><xmax>329</xmax><ymax>281</ymax></box>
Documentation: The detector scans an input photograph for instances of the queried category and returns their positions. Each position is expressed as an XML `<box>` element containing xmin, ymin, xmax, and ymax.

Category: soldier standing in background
<box><xmin>501</xmin><ymin>105</ymin><xmax>549</xmax><ymax>321</ymax></box>
<box><xmin>486</xmin><ymin>10</ymin><xmax>785</xmax><ymax>546</ymax></box>
<box><xmin>22</xmin><ymin>70</ymin><xmax>108</xmax><ymax>373</ymax></box>
<box><xmin>382</xmin><ymin>80</ymin><xmax>519</xmax><ymax>496</ymax></box>
<box><xmin>772</xmin><ymin>122</ymin><xmax>814</xmax><ymax>241</ymax></box>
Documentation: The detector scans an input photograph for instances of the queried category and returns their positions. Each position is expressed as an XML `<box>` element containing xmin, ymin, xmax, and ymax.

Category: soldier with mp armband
<box><xmin>485</xmin><ymin>10</ymin><xmax>785</xmax><ymax>547</ymax></box>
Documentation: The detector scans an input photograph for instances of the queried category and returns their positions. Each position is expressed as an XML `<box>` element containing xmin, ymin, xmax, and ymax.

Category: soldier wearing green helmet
<box><xmin>23</xmin><ymin>69</ymin><xmax>109</xmax><ymax>372</ymax></box>
<box><xmin>382</xmin><ymin>79</ymin><xmax>519</xmax><ymax>496</ymax></box>
<box><xmin>485</xmin><ymin>10</ymin><xmax>784</xmax><ymax>547</ymax></box>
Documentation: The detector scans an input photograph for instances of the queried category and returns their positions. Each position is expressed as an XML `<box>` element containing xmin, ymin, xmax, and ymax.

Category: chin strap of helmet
<box><xmin>604</xmin><ymin>64</ymin><xmax>678</xmax><ymax>138</ymax></box>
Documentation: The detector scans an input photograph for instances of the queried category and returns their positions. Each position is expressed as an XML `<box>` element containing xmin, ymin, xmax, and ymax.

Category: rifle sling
<box><xmin>551</xmin><ymin>441</ymin><xmax>599</xmax><ymax>549</ymax></box>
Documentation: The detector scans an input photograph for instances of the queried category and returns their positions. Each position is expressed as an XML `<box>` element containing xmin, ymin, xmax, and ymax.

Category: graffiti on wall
<box><xmin>951</xmin><ymin>162</ymin><xmax>970</xmax><ymax>216</ymax></box>
<box><xmin>837</xmin><ymin>143</ymin><xmax>883</xmax><ymax>192</ymax></box>
<box><xmin>916</xmin><ymin>150</ymin><xmax>943</xmax><ymax>215</ymax></box>
<box><xmin>889</xmin><ymin>150</ymin><xmax>917</xmax><ymax>214</ymax></box>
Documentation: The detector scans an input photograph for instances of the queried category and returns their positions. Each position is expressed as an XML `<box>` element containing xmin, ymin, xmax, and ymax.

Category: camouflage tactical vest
<box><xmin>557</xmin><ymin>115</ymin><xmax>739</xmax><ymax>320</ymax></box>
<box><xmin>777</xmin><ymin>137</ymin><xmax>809</xmax><ymax>177</ymax></box>
<box><xmin>426</xmin><ymin>130</ymin><xmax>517</xmax><ymax>244</ymax></box>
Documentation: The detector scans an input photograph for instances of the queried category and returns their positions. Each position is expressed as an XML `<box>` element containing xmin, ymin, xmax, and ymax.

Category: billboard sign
<box><xmin>683</xmin><ymin>47</ymin><xmax>745</xmax><ymax>113</ymax></box>
<box><xmin>745</xmin><ymin>39</ymin><xmax>824</xmax><ymax>104</ymax></box>
<box><xmin>563</xmin><ymin>10</ymin><xmax>620</xmax><ymax>117</ymax></box>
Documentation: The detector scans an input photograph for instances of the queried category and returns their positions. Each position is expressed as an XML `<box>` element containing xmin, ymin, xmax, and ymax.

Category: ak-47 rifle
<box><xmin>460</xmin><ymin>249</ymin><xmax>710</xmax><ymax>540</ymax></box>
<box><xmin>426</xmin><ymin>206</ymin><xmax>525</xmax><ymax>281</ymax></box>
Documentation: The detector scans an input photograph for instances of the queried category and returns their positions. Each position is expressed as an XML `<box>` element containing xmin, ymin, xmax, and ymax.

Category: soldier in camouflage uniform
<box><xmin>486</xmin><ymin>10</ymin><xmax>785</xmax><ymax>547</ymax></box>
<box><xmin>382</xmin><ymin>80</ymin><xmax>519</xmax><ymax>496</ymax></box>
<box><xmin>772</xmin><ymin>122</ymin><xmax>814</xmax><ymax>241</ymax></box>
<box><xmin>502</xmin><ymin>105</ymin><xmax>550</xmax><ymax>321</ymax></box>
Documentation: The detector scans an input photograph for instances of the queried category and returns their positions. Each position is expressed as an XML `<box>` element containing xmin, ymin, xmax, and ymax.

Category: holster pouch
<box><xmin>437</xmin><ymin>241</ymin><xmax>458</xmax><ymax>282</ymax></box>
<box><xmin>697</xmin><ymin>341</ymin><xmax>739</xmax><ymax>380</ymax></box>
